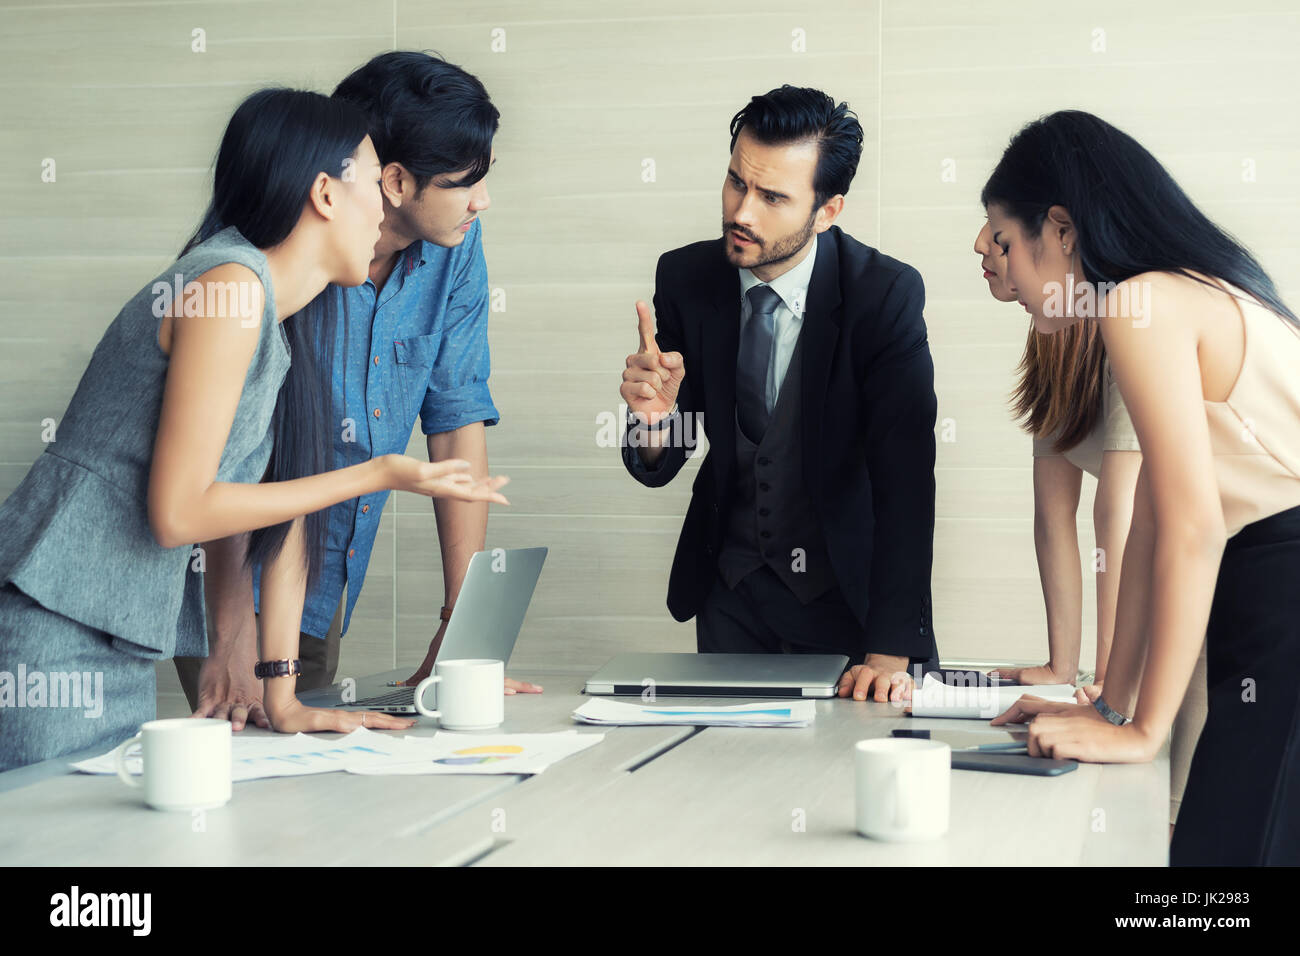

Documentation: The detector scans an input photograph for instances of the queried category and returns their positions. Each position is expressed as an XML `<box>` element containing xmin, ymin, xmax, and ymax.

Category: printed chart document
<box><xmin>573</xmin><ymin>698</ymin><xmax>815</xmax><ymax>728</ymax></box>
<box><xmin>909</xmin><ymin>674</ymin><xmax>1078</xmax><ymax>719</ymax></box>
<box><xmin>71</xmin><ymin>730</ymin><xmax>412</xmax><ymax>781</ymax></box>
<box><xmin>72</xmin><ymin>728</ymin><xmax>603</xmax><ymax>781</ymax></box>
<box><xmin>346</xmin><ymin>730</ymin><xmax>604</xmax><ymax>776</ymax></box>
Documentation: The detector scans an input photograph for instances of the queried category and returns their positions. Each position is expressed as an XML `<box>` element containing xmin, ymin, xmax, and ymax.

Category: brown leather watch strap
<box><xmin>254</xmin><ymin>659</ymin><xmax>302</xmax><ymax>679</ymax></box>
<box><xmin>439</xmin><ymin>605</ymin><xmax>453</xmax><ymax>622</ymax></box>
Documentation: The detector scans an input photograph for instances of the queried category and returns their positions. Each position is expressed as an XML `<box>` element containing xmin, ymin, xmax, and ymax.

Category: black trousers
<box><xmin>696</xmin><ymin>565</ymin><xmax>937</xmax><ymax>676</ymax></box>
<box><xmin>1170</xmin><ymin>503</ymin><xmax>1300</xmax><ymax>866</ymax></box>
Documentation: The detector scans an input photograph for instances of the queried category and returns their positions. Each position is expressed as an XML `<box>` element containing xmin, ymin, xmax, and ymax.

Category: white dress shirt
<box><xmin>736</xmin><ymin>232</ymin><xmax>818</xmax><ymax>410</ymax></box>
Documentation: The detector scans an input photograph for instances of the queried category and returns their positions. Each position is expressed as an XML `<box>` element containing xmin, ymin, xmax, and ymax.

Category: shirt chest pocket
<box><xmin>393</xmin><ymin>333</ymin><xmax>441</xmax><ymax>425</ymax></box>
<box><xmin>393</xmin><ymin>333</ymin><xmax>440</xmax><ymax>368</ymax></box>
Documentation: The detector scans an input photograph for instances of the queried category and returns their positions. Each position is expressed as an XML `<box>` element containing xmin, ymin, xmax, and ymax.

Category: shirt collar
<box><xmin>404</xmin><ymin>240</ymin><xmax>432</xmax><ymax>275</ymax></box>
<box><xmin>737</xmin><ymin>231</ymin><xmax>818</xmax><ymax>316</ymax></box>
<box><xmin>363</xmin><ymin>239</ymin><xmax>430</xmax><ymax>291</ymax></box>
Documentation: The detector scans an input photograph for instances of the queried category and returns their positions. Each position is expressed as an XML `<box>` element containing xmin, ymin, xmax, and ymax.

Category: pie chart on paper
<box><xmin>433</xmin><ymin>744</ymin><xmax>526</xmax><ymax>766</ymax></box>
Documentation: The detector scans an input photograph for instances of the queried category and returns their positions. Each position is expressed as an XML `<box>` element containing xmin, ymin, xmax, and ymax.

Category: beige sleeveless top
<box><xmin>1205</xmin><ymin>280</ymin><xmax>1300</xmax><ymax>537</ymax></box>
<box><xmin>1032</xmin><ymin>358</ymin><xmax>1141</xmax><ymax>479</ymax></box>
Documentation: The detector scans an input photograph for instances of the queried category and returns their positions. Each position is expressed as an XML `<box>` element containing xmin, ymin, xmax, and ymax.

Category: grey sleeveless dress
<box><xmin>0</xmin><ymin>226</ymin><xmax>291</xmax><ymax>771</ymax></box>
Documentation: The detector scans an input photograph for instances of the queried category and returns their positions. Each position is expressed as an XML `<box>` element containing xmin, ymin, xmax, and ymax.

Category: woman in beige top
<box><xmin>983</xmin><ymin>110</ymin><xmax>1300</xmax><ymax>866</ymax></box>
<box><xmin>975</xmin><ymin>224</ymin><xmax>1208</xmax><ymax>833</ymax></box>
<box><xmin>975</xmin><ymin>233</ymin><xmax>1142</xmax><ymax>685</ymax></box>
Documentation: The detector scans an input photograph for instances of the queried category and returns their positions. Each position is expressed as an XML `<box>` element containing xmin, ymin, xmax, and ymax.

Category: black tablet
<box><xmin>950</xmin><ymin>751</ymin><xmax>1078</xmax><ymax>775</ymax></box>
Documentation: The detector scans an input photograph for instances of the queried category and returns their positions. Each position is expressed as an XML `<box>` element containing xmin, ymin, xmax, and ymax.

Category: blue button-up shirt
<box><xmin>252</xmin><ymin>218</ymin><xmax>499</xmax><ymax>638</ymax></box>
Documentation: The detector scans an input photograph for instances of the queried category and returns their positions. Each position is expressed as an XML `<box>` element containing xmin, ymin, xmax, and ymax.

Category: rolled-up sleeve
<box><xmin>420</xmin><ymin>219</ymin><xmax>500</xmax><ymax>434</ymax></box>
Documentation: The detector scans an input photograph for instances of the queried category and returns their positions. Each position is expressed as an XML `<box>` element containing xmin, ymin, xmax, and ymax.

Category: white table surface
<box><xmin>0</xmin><ymin>673</ymin><xmax>1169</xmax><ymax>866</ymax></box>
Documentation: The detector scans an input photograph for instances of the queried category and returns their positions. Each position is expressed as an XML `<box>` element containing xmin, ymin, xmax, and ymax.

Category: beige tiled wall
<box><xmin>1</xmin><ymin>1</ymin><xmax>1296</xmax><ymax>709</ymax></box>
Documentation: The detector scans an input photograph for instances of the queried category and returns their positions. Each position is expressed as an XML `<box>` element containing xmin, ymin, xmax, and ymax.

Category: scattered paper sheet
<box><xmin>347</xmin><ymin>730</ymin><xmax>604</xmax><ymax>775</ymax></box>
<box><xmin>909</xmin><ymin>674</ymin><xmax>1077</xmax><ymax>719</ymax></box>
<box><xmin>573</xmin><ymin>698</ymin><xmax>815</xmax><ymax>727</ymax></box>
<box><xmin>72</xmin><ymin>727</ymin><xmax>603</xmax><ymax>780</ymax></box>
<box><xmin>72</xmin><ymin>729</ymin><xmax>420</xmax><ymax>781</ymax></box>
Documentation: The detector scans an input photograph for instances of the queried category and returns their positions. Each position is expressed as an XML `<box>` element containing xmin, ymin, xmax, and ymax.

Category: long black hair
<box><xmin>981</xmin><ymin>110</ymin><xmax>1297</xmax><ymax>328</ymax></box>
<box><xmin>181</xmin><ymin>88</ymin><xmax>370</xmax><ymax>593</ymax></box>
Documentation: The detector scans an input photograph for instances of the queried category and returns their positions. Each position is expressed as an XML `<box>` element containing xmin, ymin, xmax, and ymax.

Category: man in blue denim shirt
<box><xmin>174</xmin><ymin>53</ymin><xmax>541</xmax><ymax>728</ymax></box>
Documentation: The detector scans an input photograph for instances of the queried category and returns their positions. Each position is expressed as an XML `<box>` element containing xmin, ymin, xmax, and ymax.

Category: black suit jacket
<box><xmin>622</xmin><ymin>225</ymin><xmax>939</xmax><ymax>661</ymax></box>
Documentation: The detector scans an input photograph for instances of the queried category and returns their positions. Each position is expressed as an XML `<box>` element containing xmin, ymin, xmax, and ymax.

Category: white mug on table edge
<box><xmin>112</xmin><ymin>717</ymin><xmax>232</xmax><ymax>811</ymax></box>
<box><xmin>415</xmin><ymin>658</ymin><xmax>505</xmax><ymax>730</ymax></box>
<box><xmin>854</xmin><ymin>737</ymin><xmax>950</xmax><ymax>842</ymax></box>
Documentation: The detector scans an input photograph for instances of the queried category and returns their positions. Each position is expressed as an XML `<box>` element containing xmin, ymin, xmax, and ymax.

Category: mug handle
<box><xmin>414</xmin><ymin>675</ymin><xmax>442</xmax><ymax>719</ymax></box>
<box><xmin>113</xmin><ymin>732</ymin><xmax>143</xmax><ymax>789</ymax></box>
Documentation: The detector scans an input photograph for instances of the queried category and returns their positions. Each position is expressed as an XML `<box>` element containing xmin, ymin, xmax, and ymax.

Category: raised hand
<box><xmin>382</xmin><ymin>455</ymin><xmax>509</xmax><ymax>505</ymax></box>
<box><xmin>620</xmin><ymin>300</ymin><xmax>685</xmax><ymax>423</ymax></box>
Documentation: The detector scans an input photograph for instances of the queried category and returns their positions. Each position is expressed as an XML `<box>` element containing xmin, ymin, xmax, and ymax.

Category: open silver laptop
<box><xmin>298</xmin><ymin>547</ymin><xmax>546</xmax><ymax>714</ymax></box>
<box><xmin>585</xmin><ymin>652</ymin><xmax>849</xmax><ymax>699</ymax></box>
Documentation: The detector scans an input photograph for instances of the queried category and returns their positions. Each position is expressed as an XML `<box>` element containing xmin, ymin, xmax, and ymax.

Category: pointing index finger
<box><xmin>636</xmin><ymin>300</ymin><xmax>660</xmax><ymax>356</ymax></box>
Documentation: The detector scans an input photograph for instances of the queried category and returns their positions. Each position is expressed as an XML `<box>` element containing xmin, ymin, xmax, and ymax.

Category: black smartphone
<box><xmin>950</xmin><ymin>751</ymin><xmax>1078</xmax><ymax>776</ymax></box>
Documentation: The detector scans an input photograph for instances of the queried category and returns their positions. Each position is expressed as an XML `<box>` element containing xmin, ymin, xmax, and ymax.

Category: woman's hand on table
<box><xmin>1025</xmin><ymin>715</ymin><xmax>1160</xmax><ymax>763</ymax></box>
<box><xmin>985</xmin><ymin>662</ymin><xmax>1075</xmax><ymax>685</ymax></box>
<box><xmin>989</xmin><ymin>687</ymin><xmax>1159</xmax><ymax>762</ymax></box>
<box><xmin>1078</xmin><ymin>682</ymin><xmax>1104</xmax><ymax>703</ymax></box>
<box><xmin>503</xmin><ymin>677</ymin><xmax>543</xmax><ymax>695</ymax></box>
<box><xmin>264</xmin><ymin>696</ymin><xmax>415</xmax><ymax>733</ymax></box>
<box><xmin>989</xmin><ymin>690</ymin><xmax>1101</xmax><ymax>726</ymax></box>
<box><xmin>400</xmin><ymin>653</ymin><xmax>543</xmax><ymax>696</ymax></box>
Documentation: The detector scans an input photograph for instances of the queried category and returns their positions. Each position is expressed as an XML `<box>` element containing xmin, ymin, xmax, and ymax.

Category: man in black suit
<box><xmin>619</xmin><ymin>85</ymin><xmax>938</xmax><ymax>702</ymax></box>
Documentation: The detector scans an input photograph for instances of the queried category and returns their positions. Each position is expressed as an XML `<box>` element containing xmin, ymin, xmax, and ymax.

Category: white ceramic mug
<box><xmin>414</xmin><ymin>659</ymin><xmax>504</xmax><ymax>730</ymax></box>
<box><xmin>854</xmin><ymin>737</ymin><xmax>950</xmax><ymax>841</ymax></box>
<box><xmin>112</xmin><ymin>718</ymin><xmax>232</xmax><ymax>811</ymax></box>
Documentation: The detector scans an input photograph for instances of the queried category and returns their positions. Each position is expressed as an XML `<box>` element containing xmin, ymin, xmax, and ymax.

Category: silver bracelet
<box><xmin>1093</xmin><ymin>695</ymin><xmax>1130</xmax><ymax>726</ymax></box>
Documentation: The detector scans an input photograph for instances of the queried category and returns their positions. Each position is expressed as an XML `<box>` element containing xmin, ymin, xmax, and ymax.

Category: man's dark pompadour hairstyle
<box><xmin>729</xmin><ymin>85</ymin><xmax>864</xmax><ymax>208</ymax></box>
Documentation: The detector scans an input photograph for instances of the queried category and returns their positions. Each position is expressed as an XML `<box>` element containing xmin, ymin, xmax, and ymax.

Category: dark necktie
<box><xmin>737</xmin><ymin>284</ymin><xmax>781</xmax><ymax>443</ymax></box>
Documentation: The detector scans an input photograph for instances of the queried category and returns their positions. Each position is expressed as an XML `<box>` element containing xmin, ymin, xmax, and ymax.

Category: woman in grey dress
<box><xmin>0</xmin><ymin>89</ymin><xmax>509</xmax><ymax>772</ymax></box>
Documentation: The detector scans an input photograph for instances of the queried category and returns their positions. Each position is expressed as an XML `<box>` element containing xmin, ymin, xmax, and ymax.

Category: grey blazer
<box><xmin>0</xmin><ymin>226</ymin><xmax>290</xmax><ymax>660</ymax></box>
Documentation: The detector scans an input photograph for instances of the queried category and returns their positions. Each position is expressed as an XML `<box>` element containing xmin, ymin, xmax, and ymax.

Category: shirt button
<box><xmin>361</xmin><ymin>505</ymin><xmax>370</xmax><ymax>514</ymax></box>
<box><xmin>373</xmin><ymin>356</ymin><xmax>379</xmax><ymax>366</ymax></box>
<box><xmin>757</xmin><ymin>457</ymin><xmax>771</xmax><ymax>466</ymax></box>
<box><xmin>760</xmin><ymin>531</ymin><xmax>772</xmax><ymax>539</ymax></box>
<box><xmin>348</xmin><ymin>548</ymin><xmax>356</xmax><ymax>558</ymax></box>
<box><xmin>759</xmin><ymin>482</ymin><xmax>771</xmax><ymax>492</ymax></box>
<box><xmin>373</xmin><ymin>408</ymin><xmax>381</xmax><ymax>418</ymax></box>
<box><xmin>758</xmin><ymin>507</ymin><xmax>770</xmax><ymax>516</ymax></box>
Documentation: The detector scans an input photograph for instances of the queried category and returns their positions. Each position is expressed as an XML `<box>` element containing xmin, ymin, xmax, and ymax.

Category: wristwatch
<box><xmin>627</xmin><ymin>403</ymin><xmax>678</xmax><ymax>432</ymax></box>
<box><xmin>253</xmin><ymin>659</ymin><xmax>303</xmax><ymax>679</ymax></box>
<box><xmin>440</xmin><ymin>605</ymin><xmax>453</xmax><ymax>623</ymax></box>
<box><xmin>1093</xmin><ymin>695</ymin><xmax>1130</xmax><ymax>726</ymax></box>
